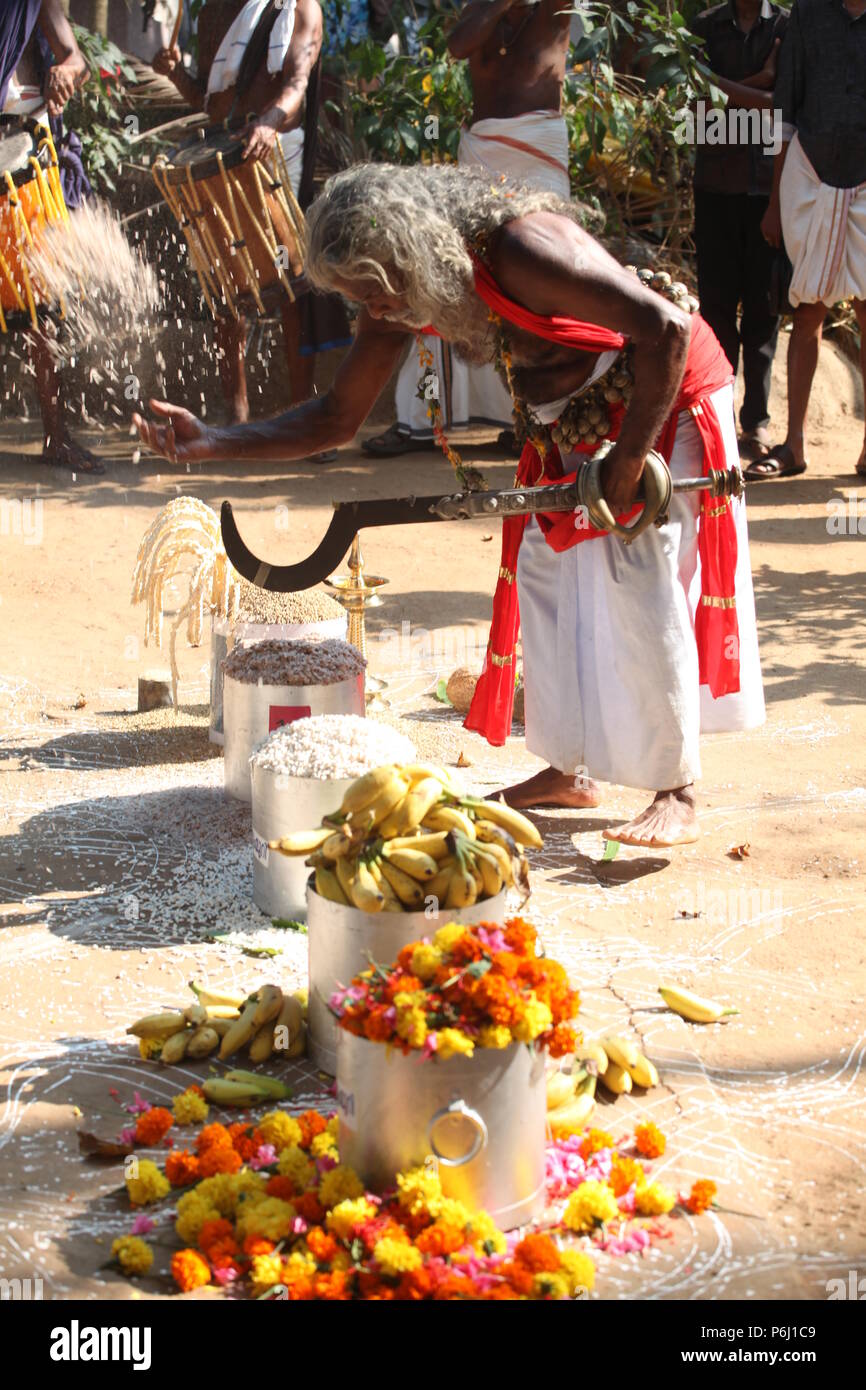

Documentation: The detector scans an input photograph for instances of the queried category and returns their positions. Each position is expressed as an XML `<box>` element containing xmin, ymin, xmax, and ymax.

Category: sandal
<box><xmin>361</xmin><ymin>423</ymin><xmax>437</xmax><ymax>457</ymax></box>
<box><xmin>496</xmin><ymin>428</ymin><xmax>522</xmax><ymax>457</ymax></box>
<box><xmin>743</xmin><ymin>443</ymin><xmax>807</xmax><ymax>481</ymax></box>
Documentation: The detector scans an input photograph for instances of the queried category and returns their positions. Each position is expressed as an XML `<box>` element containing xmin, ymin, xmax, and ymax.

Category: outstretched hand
<box><xmin>132</xmin><ymin>400</ymin><xmax>213</xmax><ymax>465</ymax></box>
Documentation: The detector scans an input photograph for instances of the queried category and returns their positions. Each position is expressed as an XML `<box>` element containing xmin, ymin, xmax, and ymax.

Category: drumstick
<box><xmin>169</xmin><ymin>1</ymin><xmax>184</xmax><ymax>52</ymax></box>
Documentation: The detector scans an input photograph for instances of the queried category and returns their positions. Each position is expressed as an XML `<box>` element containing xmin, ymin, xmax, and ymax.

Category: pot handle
<box><xmin>427</xmin><ymin>1100</ymin><xmax>488</xmax><ymax>1168</ymax></box>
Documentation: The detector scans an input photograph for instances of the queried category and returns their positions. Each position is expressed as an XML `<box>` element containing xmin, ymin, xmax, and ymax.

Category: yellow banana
<box><xmin>223</xmin><ymin>1069</ymin><xmax>292</xmax><ymax>1099</ymax></box>
<box><xmin>425</xmin><ymin>856</ymin><xmax>457</xmax><ymax>905</ymax></box>
<box><xmin>248</xmin><ymin>1022</ymin><xmax>276</xmax><ymax>1063</ymax></box>
<box><xmin>320</xmin><ymin>828</ymin><xmax>354</xmax><ymax>860</ymax></box>
<box><xmin>268</xmin><ymin>826</ymin><xmax>331</xmax><ymax>857</ymax></box>
<box><xmin>339</xmin><ymin>763</ymin><xmax>399</xmax><ymax>813</ymax></box>
<box><xmin>202</xmin><ymin>1077</ymin><xmax>277</xmax><ymax>1107</ymax></box>
<box><xmin>186</xmin><ymin>1026</ymin><xmax>220</xmax><ymax>1059</ymax></box>
<box><xmin>182</xmin><ymin>1004</ymin><xmax>208</xmax><ymax>1027</ymax></box>
<box><xmin>346</xmin><ymin>775</ymin><xmax>409</xmax><ymax>830</ymax></box>
<box><xmin>423</xmin><ymin>805</ymin><xmax>476</xmax><ymax>838</ymax></box>
<box><xmin>548</xmin><ymin>1084</ymin><xmax>597</xmax><ymax>1137</ymax></box>
<box><xmin>284</xmin><ymin>1021</ymin><xmax>307</xmax><ymax>1059</ymax></box>
<box><xmin>218</xmin><ymin>998</ymin><xmax>260</xmax><ymax>1060</ymax></box>
<box><xmin>659</xmin><ymin>984</ymin><xmax>739</xmax><ymax>1024</ymax></box>
<box><xmin>575</xmin><ymin>1041</ymin><xmax>609</xmax><ymax>1074</ymax></box>
<box><xmin>368</xmin><ymin>858</ymin><xmax>404</xmax><ymax>912</ymax></box>
<box><xmin>472</xmin><ymin>838</ymin><xmax>514</xmax><ymax>886</ymax></box>
<box><xmin>445</xmin><ymin>863</ymin><xmax>477</xmax><ymax>908</ymax></box>
<box><xmin>189</xmin><ymin>982</ymin><xmax>248</xmax><ymax>1010</ymax></box>
<box><xmin>628</xmin><ymin>1053</ymin><xmax>659</xmax><ymax>1089</ymax></box>
<box><xmin>204</xmin><ymin>1004</ymin><xmax>242</xmax><ymax>1020</ymax></box>
<box><xmin>293</xmin><ymin>987</ymin><xmax>308</xmax><ymax>1018</ymax></box>
<box><xmin>600</xmin><ymin>1061</ymin><xmax>633</xmax><ymax>1095</ymax></box>
<box><xmin>377</xmin><ymin>777</ymin><xmax>444</xmax><ymax>839</ymax></box>
<box><xmin>474</xmin><ymin>819</ymin><xmax>520</xmax><ymax>858</ymax></box>
<box><xmin>159</xmin><ymin>1029</ymin><xmax>191</xmax><ymax>1064</ymax></box>
<box><xmin>546</xmin><ymin>1070</ymin><xmax>576</xmax><ymax>1111</ymax></box>
<box><xmin>337</xmin><ymin>855</ymin><xmax>384</xmax><ymax>912</ymax></box>
<box><xmin>469</xmin><ymin>843</ymin><xmax>506</xmax><ymax>897</ymax></box>
<box><xmin>377</xmin><ymin>856</ymin><xmax>425</xmax><ymax>909</ymax></box>
<box><xmin>272</xmin><ymin>994</ymin><xmax>304</xmax><ymax>1053</ymax></box>
<box><xmin>402</xmin><ymin>763</ymin><xmax>462</xmax><ymax>794</ymax></box>
<box><xmin>252</xmin><ymin>984</ymin><xmax>283</xmax><ymax>1029</ymax></box>
<box><xmin>382</xmin><ymin>845</ymin><xmax>439</xmax><ymax>880</ymax></box>
<box><xmin>463</xmin><ymin>797</ymin><xmax>543</xmax><ymax>849</ymax></box>
<box><xmin>385</xmin><ymin>831</ymin><xmax>450</xmax><ymax>860</ymax></box>
<box><xmin>127</xmin><ymin>1011</ymin><xmax>187</xmax><ymax>1040</ymax></box>
<box><xmin>315</xmin><ymin>866</ymin><xmax>349</xmax><ymax>905</ymax></box>
<box><xmin>206</xmin><ymin>1017</ymin><xmax>234</xmax><ymax>1038</ymax></box>
<box><xmin>466</xmin><ymin>853</ymin><xmax>485</xmax><ymax>897</ymax></box>
<box><xmin>602</xmin><ymin>1035</ymin><xmax>640</xmax><ymax>1071</ymax></box>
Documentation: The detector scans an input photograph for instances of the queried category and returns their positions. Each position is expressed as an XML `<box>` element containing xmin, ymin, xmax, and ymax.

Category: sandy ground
<box><xmin>0</xmin><ymin>331</ymin><xmax>864</xmax><ymax>1301</ymax></box>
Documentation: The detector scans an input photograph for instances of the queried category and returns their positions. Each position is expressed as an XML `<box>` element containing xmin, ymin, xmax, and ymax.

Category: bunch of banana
<box><xmin>545</xmin><ymin>1067</ymin><xmax>598</xmax><ymax>1137</ymax></box>
<box><xmin>658</xmin><ymin>983</ymin><xmax>739</xmax><ymax>1024</ymax></box>
<box><xmin>126</xmin><ymin>982</ymin><xmax>306</xmax><ymax>1064</ymax></box>
<box><xmin>268</xmin><ymin>763</ymin><xmax>542</xmax><ymax>913</ymax></box>
<box><xmin>600</xmin><ymin>1036</ymin><xmax>660</xmax><ymax>1094</ymax></box>
<box><xmin>202</xmin><ymin>1071</ymin><xmax>292</xmax><ymax>1107</ymax></box>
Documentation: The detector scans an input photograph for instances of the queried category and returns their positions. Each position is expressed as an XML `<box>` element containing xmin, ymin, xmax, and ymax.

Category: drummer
<box><xmin>154</xmin><ymin>0</ymin><xmax>342</xmax><ymax>445</ymax></box>
<box><xmin>1</xmin><ymin>0</ymin><xmax>101</xmax><ymax>473</ymax></box>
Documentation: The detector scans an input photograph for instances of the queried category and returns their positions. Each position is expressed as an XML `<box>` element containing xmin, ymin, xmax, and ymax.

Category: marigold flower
<box><xmin>559</xmin><ymin>1248</ymin><xmax>596</xmax><ymax>1295</ymax></box>
<box><xmin>236</xmin><ymin>1196</ymin><xmax>297</xmax><ymax>1242</ymax></box>
<box><xmin>306</xmin><ymin>1227</ymin><xmax>339</xmax><ymax>1264</ymax></box>
<box><xmin>435</xmin><ymin>1027</ymin><xmax>475</xmax><ymax>1060</ymax></box>
<box><xmin>134</xmin><ymin>1107</ymin><xmax>173</xmax><ymax>1147</ymax></box>
<box><xmin>635</xmin><ymin>1180</ymin><xmax>676</xmax><ymax>1216</ymax></box>
<box><xmin>363</xmin><ymin>1005</ymin><xmax>395</xmax><ymax>1043</ymax></box>
<box><xmin>243</xmin><ymin>1234</ymin><xmax>276</xmax><ymax>1257</ymax></box>
<box><xmin>172</xmin><ymin>1089</ymin><xmax>209</xmax><ymax>1125</ymax></box>
<box><xmin>277</xmin><ymin>1143</ymin><xmax>316</xmax><ymax>1190</ymax></box>
<box><xmin>502</xmin><ymin>917</ymin><xmax>537</xmax><ymax>954</ymax></box>
<box><xmin>227</xmin><ymin>1122</ymin><xmax>262</xmax><ymax>1162</ymax></box>
<box><xmin>532</xmin><ymin>1270</ymin><xmax>570</xmax><ymax>1300</ymax></box>
<box><xmin>548</xmin><ymin>1023</ymin><xmax>579</xmax><ymax>1058</ymax></box>
<box><xmin>294</xmin><ymin>1190</ymin><xmax>327</xmax><ymax>1225</ymax></box>
<box><xmin>326</xmin><ymin>1196</ymin><xmax>378</xmax><ymax>1240</ymax></box>
<box><xmin>410</xmin><ymin>943</ymin><xmax>443</xmax><ymax>981</ymax></box>
<box><xmin>297</xmin><ymin>1110</ymin><xmax>328</xmax><ymax>1147</ymax></box>
<box><xmin>195</xmin><ymin>1168</ymin><xmax>266</xmax><ymax>1217</ymax></box>
<box><xmin>512</xmin><ymin>992</ymin><xmax>553</xmax><ymax>1043</ymax></box>
<box><xmin>432</xmin><ymin>922</ymin><xmax>469</xmax><ymax>953</ymax></box>
<box><xmin>164</xmin><ymin>1149</ymin><xmax>201</xmax><ymax>1187</ymax></box>
<box><xmin>265</xmin><ymin>1174</ymin><xmax>297</xmax><ymax>1201</ymax></box>
<box><xmin>198</xmin><ymin>1217</ymin><xmax>234</xmax><ymax>1254</ymax></box>
<box><xmin>609</xmin><ymin>1155</ymin><xmax>645</xmax><ymax>1198</ymax></box>
<box><xmin>562</xmin><ymin>1180</ymin><xmax>619</xmax><ymax>1233</ymax></box>
<box><xmin>196</xmin><ymin>1123</ymin><xmax>232</xmax><ymax>1155</ymax></box>
<box><xmin>514</xmin><ymin>1233</ymin><xmax>561</xmax><ymax>1273</ymax></box>
<box><xmin>374</xmin><ymin>1236</ymin><xmax>423</xmax><ymax>1277</ymax></box>
<box><xmin>634</xmin><ymin>1121</ymin><xmax>667</xmax><ymax>1159</ymax></box>
<box><xmin>580</xmin><ymin>1129</ymin><xmax>614</xmax><ymax>1159</ymax></box>
<box><xmin>171</xmin><ymin>1248</ymin><xmax>211</xmax><ymax>1292</ymax></box>
<box><xmin>249</xmin><ymin>1253</ymin><xmax>287</xmax><ymax>1297</ymax></box>
<box><xmin>478</xmin><ymin>1023</ymin><xmax>513</xmax><ymax>1049</ymax></box>
<box><xmin>396</xmin><ymin>1165</ymin><xmax>443</xmax><ymax>1216</ymax></box>
<box><xmin>415</xmin><ymin>1221</ymin><xmax>466</xmax><ymax>1257</ymax></box>
<box><xmin>466</xmin><ymin>1209</ymin><xmax>507</xmax><ymax>1255</ymax></box>
<box><xmin>685</xmin><ymin>1179</ymin><xmax>718</xmax><ymax>1215</ymax></box>
<box><xmin>125</xmin><ymin>1159</ymin><xmax>170</xmax><ymax>1207</ymax></box>
<box><xmin>318</xmin><ymin>1164</ymin><xmax>364</xmax><ymax>1209</ymax></box>
<box><xmin>257</xmin><ymin>1111</ymin><xmax>303</xmax><ymax>1152</ymax></box>
<box><xmin>111</xmin><ymin>1236</ymin><xmax>153</xmax><ymax>1276</ymax></box>
<box><xmin>198</xmin><ymin>1144</ymin><xmax>242</xmax><ymax>1177</ymax></box>
<box><xmin>310</xmin><ymin>1131</ymin><xmax>338</xmax><ymax>1160</ymax></box>
<box><xmin>174</xmin><ymin>1193</ymin><xmax>221</xmax><ymax>1244</ymax></box>
<box><xmin>314</xmin><ymin>1270</ymin><xmax>352</xmax><ymax>1300</ymax></box>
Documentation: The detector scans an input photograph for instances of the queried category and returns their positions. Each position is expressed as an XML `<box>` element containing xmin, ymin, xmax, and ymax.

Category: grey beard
<box><xmin>404</xmin><ymin>292</ymin><xmax>495</xmax><ymax>364</ymax></box>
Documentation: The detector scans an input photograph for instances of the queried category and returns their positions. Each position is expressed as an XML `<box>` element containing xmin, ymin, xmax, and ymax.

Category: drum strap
<box><xmin>228</xmin><ymin>0</ymin><xmax>284</xmax><ymax>126</ymax></box>
<box><xmin>297</xmin><ymin>54</ymin><xmax>321</xmax><ymax>212</ymax></box>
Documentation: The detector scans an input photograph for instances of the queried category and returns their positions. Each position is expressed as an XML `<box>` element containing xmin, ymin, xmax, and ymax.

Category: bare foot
<box><xmin>496</xmin><ymin>765</ymin><xmax>601</xmax><ymax>810</ymax></box>
<box><xmin>856</xmin><ymin>441</ymin><xmax>866</xmax><ymax>477</ymax></box>
<box><xmin>42</xmin><ymin>437</ymin><xmax>105</xmax><ymax>475</ymax></box>
<box><xmin>605</xmin><ymin>786</ymin><xmax>699</xmax><ymax>848</ymax></box>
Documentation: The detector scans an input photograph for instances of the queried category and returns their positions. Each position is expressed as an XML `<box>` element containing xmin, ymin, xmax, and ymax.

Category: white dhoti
<box><xmin>278</xmin><ymin>126</ymin><xmax>303</xmax><ymax>198</ymax></box>
<box><xmin>393</xmin><ymin>111</ymin><xmax>571</xmax><ymax>437</ymax></box>
<box><xmin>780</xmin><ymin>133</ymin><xmax>866</xmax><ymax>308</ymax></box>
<box><xmin>517</xmin><ymin>382</ymin><xmax>765</xmax><ymax>791</ymax></box>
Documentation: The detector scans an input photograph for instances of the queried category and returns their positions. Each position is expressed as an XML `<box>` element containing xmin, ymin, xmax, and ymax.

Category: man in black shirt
<box><xmin>689</xmin><ymin>0</ymin><xmax>789</xmax><ymax>460</ymax></box>
<box><xmin>758</xmin><ymin>0</ymin><xmax>866</xmax><ymax>478</ymax></box>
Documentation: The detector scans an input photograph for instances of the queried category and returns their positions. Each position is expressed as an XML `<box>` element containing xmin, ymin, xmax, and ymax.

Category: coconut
<box><xmin>446</xmin><ymin>667</ymin><xmax>479</xmax><ymax>713</ymax></box>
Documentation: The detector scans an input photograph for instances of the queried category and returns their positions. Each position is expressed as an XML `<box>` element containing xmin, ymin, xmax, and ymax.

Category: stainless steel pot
<box><xmin>209</xmin><ymin>614</ymin><xmax>347</xmax><ymax>746</ymax></box>
<box><xmin>251</xmin><ymin>770</ymin><xmax>353</xmax><ymax>920</ymax></box>
<box><xmin>336</xmin><ymin>1033</ymin><xmax>547</xmax><ymax>1229</ymax></box>
<box><xmin>306</xmin><ymin>884</ymin><xmax>507</xmax><ymax>1074</ymax></box>
<box><xmin>223</xmin><ymin>668</ymin><xmax>365</xmax><ymax>802</ymax></box>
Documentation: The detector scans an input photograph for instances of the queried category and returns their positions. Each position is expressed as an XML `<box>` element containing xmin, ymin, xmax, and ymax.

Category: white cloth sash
<box><xmin>206</xmin><ymin>0</ymin><xmax>297</xmax><ymax>97</ymax></box>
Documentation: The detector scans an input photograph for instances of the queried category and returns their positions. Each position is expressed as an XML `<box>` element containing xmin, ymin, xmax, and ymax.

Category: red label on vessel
<box><xmin>268</xmin><ymin>705</ymin><xmax>312</xmax><ymax>732</ymax></box>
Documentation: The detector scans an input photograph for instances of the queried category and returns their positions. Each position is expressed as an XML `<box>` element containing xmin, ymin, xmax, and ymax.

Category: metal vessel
<box><xmin>251</xmin><ymin>770</ymin><xmax>353</xmax><ymax>920</ymax></box>
<box><xmin>223</xmin><ymin>668</ymin><xmax>365</xmax><ymax>801</ymax></box>
<box><xmin>336</xmin><ymin>1034</ymin><xmax>547</xmax><ymax>1229</ymax></box>
<box><xmin>306</xmin><ymin>885</ymin><xmax>507</xmax><ymax>1074</ymax></box>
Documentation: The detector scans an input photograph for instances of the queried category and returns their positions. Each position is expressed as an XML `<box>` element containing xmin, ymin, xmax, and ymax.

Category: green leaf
<box><xmin>435</xmin><ymin>679</ymin><xmax>452</xmax><ymax>705</ymax></box>
<box><xmin>271</xmin><ymin>918</ymin><xmax>308</xmax><ymax>934</ymax></box>
<box><xmin>645</xmin><ymin>56</ymin><xmax>688</xmax><ymax>90</ymax></box>
<box><xmin>601</xmin><ymin>839</ymin><xmax>621</xmax><ymax>862</ymax></box>
<box><xmin>465</xmin><ymin>958</ymin><xmax>492</xmax><ymax>979</ymax></box>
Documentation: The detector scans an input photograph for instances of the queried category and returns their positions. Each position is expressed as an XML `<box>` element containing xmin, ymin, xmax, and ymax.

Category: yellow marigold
<box><xmin>236</xmin><ymin>1196</ymin><xmax>297</xmax><ymax>1242</ymax></box>
<box><xmin>257</xmin><ymin>1111</ymin><xmax>303</xmax><ymax>1152</ymax></box>
<box><xmin>395</xmin><ymin>1003</ymin><xmax>428</xmax><ymax>1049</ymax></box>
<box><xmin>562</xmin><ymin>1180</ymin><xmax>619</xmax><ymax>1233</ymax></box>
<box><xmin>478</xmin><ymin>1023</ymin><xmax>513</xmax><ymax>1050</ymax></box>
<box><xmin>138</xmin><ymin>1037</ymin><xmax>163</xmax><ymax>1061</ymax></box>
<box><xmin>285</xmin><ymin>1249</ymin><xmax>317</xmax><ymax>1277</ymax></box>
<box><xmin>318</xmin><ymin>1164</ymin><xmax>364</xmax><ymax>1209</ymax></box>
<box><xmin>374</xmin><ymin>1237</ymin><xmax>423</xmax><ymax>1277</ymax></box>
<box><xmin>466</xmin><ymin>1209</ymin><xmax>506</xmax><ymax>1254</ymax></box>
<box><xmin>310</xmin><ymin>1131</ymin><xmax>338</xmax><ymax>1159</ymax></box>
<box><xmin>532</xmin><ymin>1270</ymin><xmax>570</xmax><ymax>1300</ymax></box>
<box><xmin>332</xmin><ymin>1249</ymin><xmax>352</xmax><ymax>1271</ymax></box>
<box><xmin>125</xmin><ymin>1159</ymin><xmax>170</xmax><ymax>1207</ymax></box>
<box><xmin>196</xmin><ymin>1169</ymin><xmax>266</xmax><ymax>1217</ymax></box>
<box><xmin>175</xmin><ymin>1193</ymin><xmax>221</xmax><ymax>1244</ymax></box>
<box><xmin>433</xmin><ymin>922</ymin><xmax>469</xmax><ymax>953</ymax></box>
<box><xmin>111</xmin><ymin>1236</ymin><xmax>153</xmax><ymax>1275</ymax></box>
<box><xmin>512</xmin><ymin>992</ymin><xmax>553</xmax><ymax>1044</ymax></box>
<box><xmin>326</xmin><ymin>1197</ymin><xmax>378</xmax><ymax>1240</ymax></box>
<box><xmin>635</xmin><ymin>1180</ymin><xmax>676</xmax><ymax>1216</ymax></box>
<box><xmin>249</xmin><ymin>1253</ymin><xmax>287</xmax><ymax>1297</ymax></box>
<box><xmin>396</xmin><ymin>1166</ymin><xmax>442</xmax><ymax>1216</ymax></box>
<box><xmin>434</xmin><ymin>1196</ymin><xmax>473</xmax><ymax>1228</ymax></box>
<box><xmin>410</xmin><ymin>943</ymin><xmax>443</xmax><ymax>981</ymax></box>
<box><xmin>435</xmin><ymin>1028</ymin><xmax>475</xmax><ymax>1061</ymax></box>
<box><xmin>559</xmin><ymin>1248</ymin><xmax>596</xmax><ymax>1296</ymax></box>
<box><xmin>326</xmin><ymin>1115</ymin><xmax>339</xmax><ymax>1139</ymax></box>
<box><xmin>277</xmin><ymin>1143</ymin><xmax>316</xmax><ymax>1190</ymax></box>
<box><xmin>580</xmin><ymin>1128</ymin><xmax>615</xmax><ymax>1158</ymax></box>
<box><xmin>172</xmin><ymin>1089</ymin><xmax>209</xmax><ymax>1125</ymax></box>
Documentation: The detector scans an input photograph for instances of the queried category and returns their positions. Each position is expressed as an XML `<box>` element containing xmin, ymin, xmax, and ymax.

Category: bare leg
<box><xmin>605</xmin><ymin>785</ymin><xmax>699</xmax><ymax>848</ymax></box>
<box><xmin>31</xmin><ymin>329</ymin><xmax>103</xmax><ymax>474</ymax></box>
<box><xmin>496</xmin><ymin>765</ymin><xmax>601</xmax><ymax>810</ymax></box>
<box><xmin>216</xmin><ymin>314</ymin><xmax>249</xmax><ymax>425</ymax></box>
<box><xmin>781</xmin><ymin>301</ymin><xmax>827</xmax><ymax>469</ymax></box>
<box><xmin>853</xmin><ymin>299</ymin><xmax>866</xmax><ymax>475</ymax></box>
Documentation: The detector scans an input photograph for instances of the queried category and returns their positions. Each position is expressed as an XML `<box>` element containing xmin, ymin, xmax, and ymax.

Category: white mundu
<box><xmin>517</xmin><ymin>382</ymin><xmax>765</xmax><ymax>791</ymax></box>
<box><xmin>779</xmin><ymin>133</ymin><xmax>866</xmax><ymax>308</ymax></box>
<box><xmin>394</xmin><ymin>110</ymin><xmax>571</xmax><ymax>436</ymax></box>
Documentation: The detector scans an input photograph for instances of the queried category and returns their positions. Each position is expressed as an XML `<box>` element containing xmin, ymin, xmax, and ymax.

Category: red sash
<box><xmin>462</xmin><ymin>260</ymin><xmax>739</xmax><ymax>746</ymax></box>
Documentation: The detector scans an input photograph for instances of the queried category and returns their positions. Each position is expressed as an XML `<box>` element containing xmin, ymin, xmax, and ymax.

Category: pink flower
<box><xmin>118</xmin><ymin>1127</ymin><xmax>137</xmax><ymax>1146</ymax></box>
<box><xmin>617</xmin><ymin>1185</ymin><xmax>637</xmax><ymax>1215</ymax></box>
<box><xmin>420</xmin><ymin>1032</ymin><xmax>439</xmax><ymax>1060</ymax></box>
<box><xmin>315</xmin><ymin>1153</ymin><xmax>337</xmax><ymax>1175</ymax></box>
<box><xmin>130</xmin><ymin>1214</ymin><xmax>154</xmax><ymax>1236</ymax></box>
<box><xmin>477</xmin><ymin>926</ymin><xmax>507</xmax><ymax>953</ymax></box>
<box><xmin>213</xmin><ymin>1266</ymin><xmax>238</xmax><ymax>1286</ymax></box>
<box><xmin>290</xmin><ymin>1216</ymin><xmax>308</xmax><ymax>1235</ymax></box>
<box><xmin>250</xmin><ymin>1144</ymin><xmax>277</xmax><ymax>1170</ymax></box>
<box><xmin>125</xmin><ymin>1091</ymin><xmax>152</xmax><ymax>1116</ymax></box>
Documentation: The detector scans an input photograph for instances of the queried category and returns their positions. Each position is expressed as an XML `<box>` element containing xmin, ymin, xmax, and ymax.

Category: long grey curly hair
<box><xmin>305</xmin><ymin>163</ymin><xmax>586</xmax><ymax>359</ymax></box>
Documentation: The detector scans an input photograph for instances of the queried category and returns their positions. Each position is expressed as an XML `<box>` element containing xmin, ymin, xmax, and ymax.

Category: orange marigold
<box><xmin>266</xmin><ymin>1175</ymin><xmax>297</xmax><ymax>1201</ymax></box>
<box><xmin>503</xmin><ymin>917</ymin><xmax>536</xmax><ymax>955</ymax></box>
<box><xmin>207</xmin><ymin>1240</ymin><xmax>240</xmax><ymax>1269</ymax></box>
<box><xmin>415</xmin><ymin>1221</ymin><xmax>466</xmax><ymax>1257</ymax></box>
<box><xmin>548</xmin><ymin>1023</ymin><xmax>579</xmax><ymax>1058</ymax></box>
<box><xmin>635</xmin><ymin>1121</ymin><xmax>667</xmax><ymax>1159</ymax></box>
<box><xmin>514</xmin><ymin>1233</ymin><xmax>561</xmax><ymax>1273</ymax></box>
<box><xmin>243</xmin><ymin>1235</ymin><xmax>275</xmax><ymax>1257</ymax></box>
<box><xmin>196</xmin><ymin>1123</ymin><xmax>232</xmax><ymax>1154</ymax></box>
<box><xmin>164</xmin><ymin>1149</ymin><xmax>201</xmax><ymax>1187</ymax></box>
<box><xmin>580</xmin><ymin>1129</ymin><xmax>615</xmax><ymax>1159</ymax></box>
<box><xmin>134</xmin><ymin>1107</ymin><xmax>174</xmax><ymax>1146</ymax></box>
<box><xmin>171</xmin><ymin>1248</ymin><xmax>211</xmax><ymax>1292</ymax></box>
<box><xmin>198</xmin><ymin>1144</ymin><xmax>242</xmax><ymax>1177</ymax></box>
<box><xmin>297</xmin><ymin>1110</ymin><xmax>328</xmax><ymax>1148</ymax></box>
<box><xmin>686</xmin><ymin>1179</ymin><xmax>718</xmax><ymax>1215</ymax></box>
<box><xmin>609</xmin><ymin>1155</ymin><xmax>645</xmax><ymax>1198</ymax></box>
<box><xmin>501</xmin><ymin>1261</ymin><xmax>534</xmax><ymax>1297</ymax></box>
<box><xmin>364</xmin><ymin>1007</ymin><xmax>395</xmax><ymax>1043</ymax></box>
<box><xmin>294</xmin><ymin>1191</ymin><xmax>326</xmax><ymax>1225</ymax></box>
<box><xmin>285</xmin><ymin>1272</ymin><xmax>314</xmax><ymax>1300</ymax></box>
<box><xmin>313</xmin><ymin>1270</ymin><xmax>351</xmax><ymax>1300</ymax></box>
<box><xmin>306</xmin><ymin>1227</ymin><xmax>339</xmax><ymax>1264</ymax></box>
<box><xmin>198</xmin><ymin>1218</ymin><xmax>234</xmax><ymax>1254</ymax></box>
